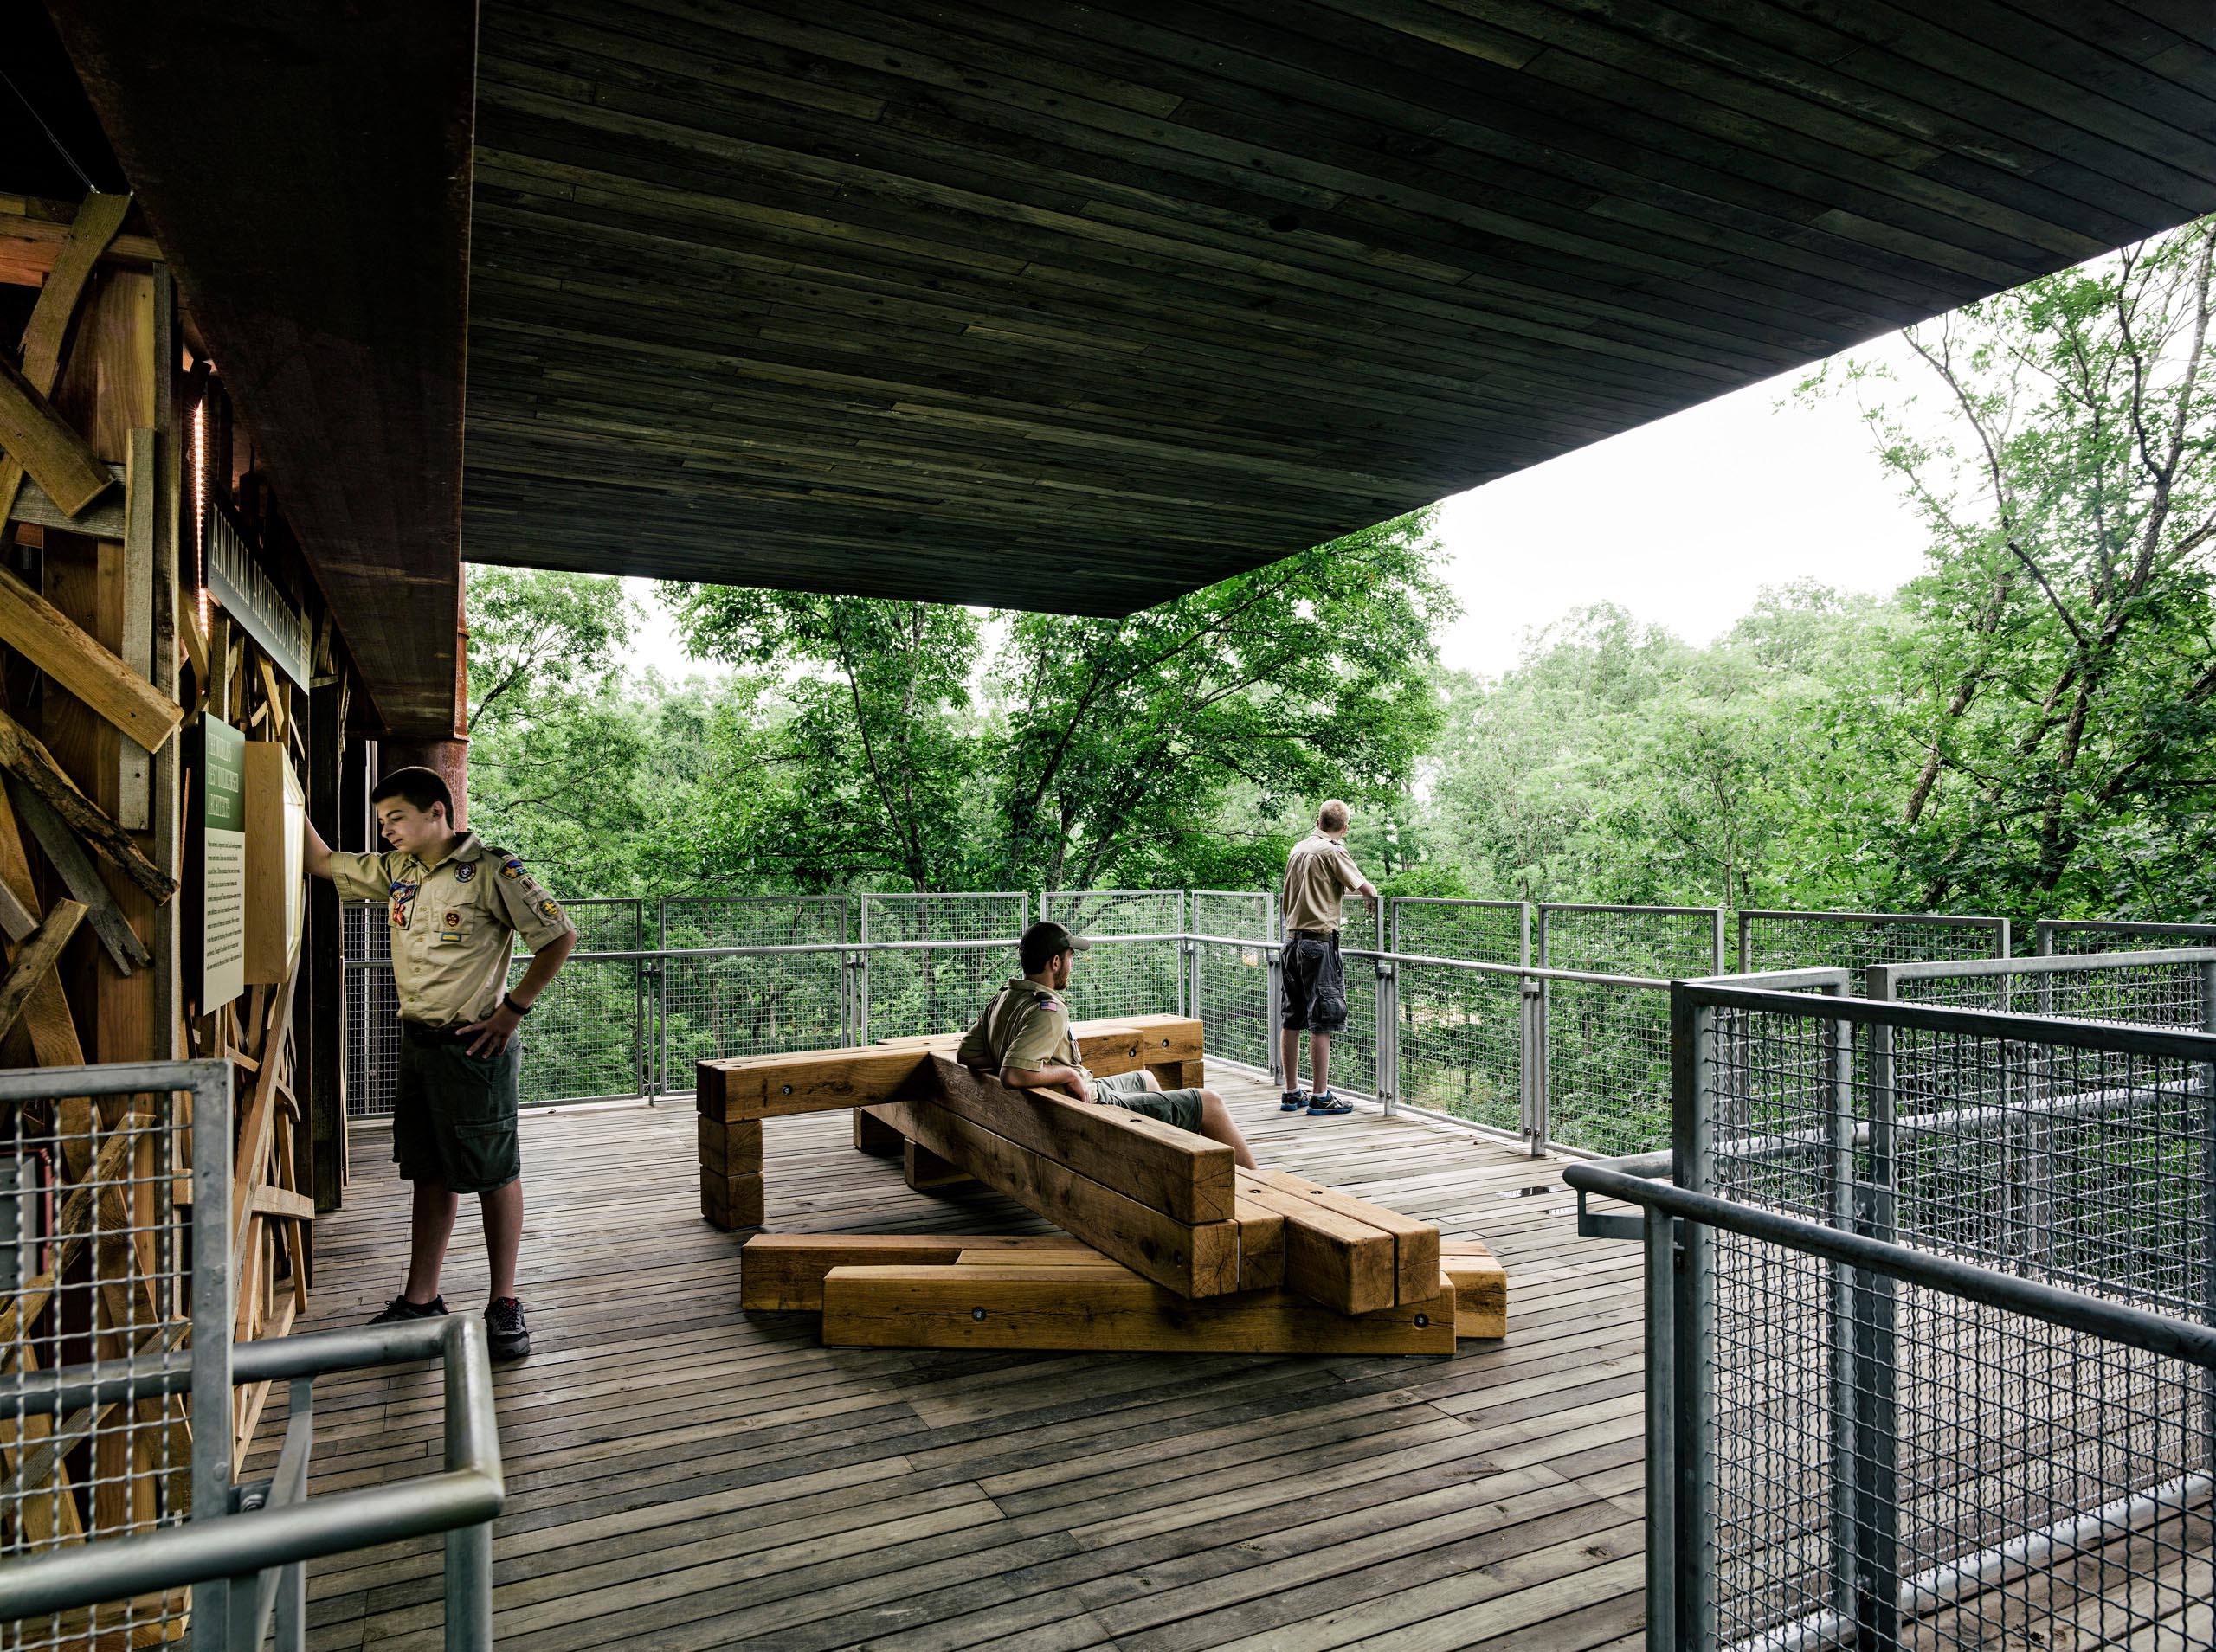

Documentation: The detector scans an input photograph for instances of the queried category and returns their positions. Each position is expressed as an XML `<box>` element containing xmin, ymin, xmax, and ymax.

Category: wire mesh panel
<box><xmin>657</xmin><ymin>899</ymin><xmax>847</xmax><ymax>1095</ymax></box>
<box><xmin>1738</xmin><ymin>909</ymin><xmax>2007</xmax><ymax>977</ymax></box>
<box><xmin>1879</xmin><ymin>948</ymin><xmax>2216</xmax><ymax>1032</ymax></box>
<box><xmin>1691</xmin><ymin>986</ymin><xmax>2216</xmax><ymax>1649</ymax></box>
<box><xmin>342</xmin><ymin>900</ymin><xmax>402</xmax><ymax>1119</ymax></box>
<box><xmin>1044</xmin><ymin>890</ymin><xmax>1182</xmax><ymax>1023</ymax></box>
<box><xmin>1189</xmin><ymin>892</ymin><xmax>1272</xmax><ymax>1068</ymax></box>
<box><xmin>1388</xmin><ymin>899</ymin><xmax>1528</xmax><ymax>1132</ymax></box>
<box><xmin>1395</xmin><ymin>961</ymin><xmax>1524</xmax><ymax>1134</ymax></box>
<box><xmin>2039</xmin><ymin>918</ymin><xmax>2216</xmax><ymax>955</ymax></box>
<box><xmin>506</xmin><ymin>900</ymin><xmax>643</xmax><ymax>1106</ymax></box>
<box><xmin>2</xmin><ymin>1088</ymin><xmax>193</xmax><ymax>1649</ymax></box>
<box><xmin>1540</xmin><ymin>905</ymin><xmax>1717</xmax><ymax>1155</ymax></box>
<box><xmin>859</xmin><ymin>893</ymin><xmax>1027</xmax><ymax>1042</ymax></box>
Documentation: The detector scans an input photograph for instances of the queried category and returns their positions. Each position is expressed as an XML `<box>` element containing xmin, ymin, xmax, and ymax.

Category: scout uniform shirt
<box><xmin>1280</xmin><ymin>830</ymin><xmax>1367</xmax><ymax>934</ymax></box>
<box><xmin>956</xmin><ymin>977</ymin><xmax>1086</xmax><ymax>1081</ymax></box>
<box><xmin>327</xmin><ymin>832</ymin><xmax>576</xmax><ymax>1027</ymax></box>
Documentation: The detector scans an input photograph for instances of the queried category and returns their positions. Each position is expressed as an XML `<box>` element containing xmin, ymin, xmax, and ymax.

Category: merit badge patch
<box><xmin>454</xmin><ymin>862</ymin><xmax>477</xmax><ymax>883</ymax></box>
<box><xmin>500</xmin><ymin>858</ymin><xmax>525</xmax><ymax>879</ymax></box>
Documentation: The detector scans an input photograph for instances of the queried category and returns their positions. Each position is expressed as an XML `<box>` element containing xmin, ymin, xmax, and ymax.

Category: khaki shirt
<box><xmin>329</xmin><ymin>832</ymin><xmax>575</xmax><ymax>1026</ymax></box>
<box><xmin>956</xmin><ymin>977</ymin><xmax>1085</xmax><ymax>1081</ymax></box>
<box><xmin>1280</xmin><ymin>830</ymin><xmax>1367</xmax><ymax>935</ymax></box>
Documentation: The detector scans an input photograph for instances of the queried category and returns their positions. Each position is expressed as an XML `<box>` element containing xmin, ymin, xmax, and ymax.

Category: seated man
<box><xmin>957</xmin><ymin>920</ymin><xmax>1260</xmax><ymax>1170</ymax></box>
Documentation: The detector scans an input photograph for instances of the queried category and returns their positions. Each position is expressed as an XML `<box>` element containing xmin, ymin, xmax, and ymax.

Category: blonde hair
<box><xmin>1317</xmin><ymin>799</ymin><xmax>1350</xmax><ymax>832</ymax></box>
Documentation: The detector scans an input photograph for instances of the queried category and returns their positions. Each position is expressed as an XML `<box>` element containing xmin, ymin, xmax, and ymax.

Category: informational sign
<box><xmin>206</xmin><ymin>501</ymin><xmax>312</xmax><ymax>689</ymax></box>
<box><xmin>197</xmin><ymin>717</ymin><xmax>247</xmax><ymax>1010</ymax></box>
<box><xmin>244</xmin><ymin>742</ymin><xmax>306</xmax><ymax>983</ymax></box>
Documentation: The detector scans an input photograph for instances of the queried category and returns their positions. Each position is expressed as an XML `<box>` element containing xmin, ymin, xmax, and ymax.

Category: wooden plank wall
<box><xmin>2</xmin><ymin>193</ymin><xmax>366</xmax><ymax>1480</ymax></box>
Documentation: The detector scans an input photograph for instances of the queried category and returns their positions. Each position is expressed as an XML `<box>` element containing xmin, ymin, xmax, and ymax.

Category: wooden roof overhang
<box><xmin>43</xmin><ymin>2</ymin><xmax>2216</xmax><ymax>735</ymax></box>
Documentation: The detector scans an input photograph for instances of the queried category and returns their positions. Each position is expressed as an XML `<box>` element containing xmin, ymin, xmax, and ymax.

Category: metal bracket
<box><xmin>1577</xmin><ymin>1186</ymin><xmax>1675</xmax><ymax>1244</ymax></box>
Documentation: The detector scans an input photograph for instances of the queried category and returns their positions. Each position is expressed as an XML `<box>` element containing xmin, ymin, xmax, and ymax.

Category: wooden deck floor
<box><xmin>264</xmin><ymin>1067</ymin><xmax>1648</xmax><ymax>1651</ymax></box>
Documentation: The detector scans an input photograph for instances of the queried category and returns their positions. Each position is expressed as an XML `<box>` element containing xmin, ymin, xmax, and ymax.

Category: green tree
<box><xmin>1809</xmin><ymin>218</ymin><xmax>2216</xmax><ymax>919</ymax></box>
<box><xmin>462</xmin><ymin>566</ymin><xmax>650</xmax><ymax>893</ymax></box>
<box><xmin>993</xmin><ymin>511</ymin><xmax>1452</xmax><ymax>891</ymax></box>
<box><xmin>660</xmin><ymin>590</ymin><xmax>982</xmax><ymax>891</ymax></box>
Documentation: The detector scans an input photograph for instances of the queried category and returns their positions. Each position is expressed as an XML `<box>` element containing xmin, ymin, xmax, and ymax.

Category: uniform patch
<box><xmin>443</xmin><ymin>910</ymin><xmax>462</xmax><ymax>929</ymax></box>
<box><xmin>390</xmin><ymin>902</ymin><xmax>410</xmax><ymax>930</ymax></box>
<box><xmin>538</xmin><ymin>898</ymin><xmax>562</xmax><ymax>918</ymax></box>
<box><xmin>500</xmin><ymin>858</ymin><xmax>525</xmax><ymax>879</ymax></box>
<box><xmin>454</xmin><ymin>862</ymin><xmax>476</xmax><ymax>882</ymax></box>
<box><xmin>390</xmin><ymin>879</ymin><xmax>419</xmax><ymax>903</ymax></box>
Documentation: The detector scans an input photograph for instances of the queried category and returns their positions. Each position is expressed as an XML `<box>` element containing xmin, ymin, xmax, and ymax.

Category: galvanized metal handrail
<box><xmin>0</xmin><ymin>1315</ymin><xmax>503</xmax><ymax>1649</ymax></box>
<box><xmin>0</xmin><ymin>1057</ymin><xmax>503</xmax><ymax>1652</ymax></box>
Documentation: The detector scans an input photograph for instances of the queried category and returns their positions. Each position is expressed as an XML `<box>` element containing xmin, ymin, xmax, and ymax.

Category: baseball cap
<box><xmin>1020</xmin><ymin>919</ymin><xmax>1092</xmax><ymax>974</ymax></box>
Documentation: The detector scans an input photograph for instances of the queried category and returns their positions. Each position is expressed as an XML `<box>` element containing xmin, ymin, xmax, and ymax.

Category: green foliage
<box><xmin>655</xmin><ymin>511</ymin><xmax>1452</xmax><ymax>895</ymax></box>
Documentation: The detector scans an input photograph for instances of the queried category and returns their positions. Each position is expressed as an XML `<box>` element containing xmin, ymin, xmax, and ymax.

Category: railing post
<box><xmin>1644</xmin><ymin>1201</ymin><xmax>1678</xmax><ymax>1652</ymax></box>
<box><xmin>1839</xmin><ymin>1012</ymin><xmax>1904</xmax><ymax>1646</ymax></box>
<box><xmin>654</xmin><ymin>899</ymin><xmax>669</xmax><ymax>1100</ymax></box>
<box><xmin>1376</xmin><ymin>957</ymin><xmax>1398</xmax><ymax>1117</ymax></box>
<box><xmin>1520</xmin><ymin>974</ymin><xmax>1546</xmax><ymax>1157</ymax></box>
<box><xmin>1266</xmin><ymin>946</ymin><xmax>1284</xmax><ymax>1087</ymax></box>
<box><xmin>2202</xmin><ymin>961</ymin><xmax>2215</xmax><ymax>1488</ymax></box>
<box><xmin>1669</xmin><ymin>984</ymin><xmax>1716</xmax><ymax>1648</ymax></box>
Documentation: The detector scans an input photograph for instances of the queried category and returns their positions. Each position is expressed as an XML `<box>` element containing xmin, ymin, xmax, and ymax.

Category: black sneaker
<box><xmin>486</xmin><ymin>1297</ymin><xmax>531</xmax><ymax>1361</ymax></box>
<box><xmin>1280</xmin><ymin>1089</ymin><xmax>1310</xmax><ymax>1112</ymax></box>
<box><xmin>1306</xmin><ymin>1091</ymin><xmax>1354</xmax><ymax>1116</ymax></box>
<box><xmin>368</xmin><ymin>1294</ymin><xmax>445</xmax><ymax>1325</ymax></box>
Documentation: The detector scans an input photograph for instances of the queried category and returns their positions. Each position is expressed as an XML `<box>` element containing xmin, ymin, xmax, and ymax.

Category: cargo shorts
<box><xmin>394</xmin><ymin>1022</ymin><xmax>522</xmax><ymax>1194</ymax></box>
<box><xmin>1092</xmin><ymin>1068</ymin><xmax>1205</xmax><ymax>1133</ymax></box>
<box><xmin>1281</xmin><ymin>929</ymin><xmax>1348</xmax><ymax>1032</ymax></box>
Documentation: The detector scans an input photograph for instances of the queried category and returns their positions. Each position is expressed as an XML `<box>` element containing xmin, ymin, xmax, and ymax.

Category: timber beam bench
<box><xmin>695</xmin><ymin>1014</ymin><xmax>1204</xmax><ymax>1231</ymax></box>
<box><xmin>694</xmin><ymin>1019</ymin><xmax>1505</xmax><ymax>1354</ymax></box>
<box><xmin>739</xmin><ymin>1232</ymin><xmax>1508</xmax><ymax>1356</ymax></box>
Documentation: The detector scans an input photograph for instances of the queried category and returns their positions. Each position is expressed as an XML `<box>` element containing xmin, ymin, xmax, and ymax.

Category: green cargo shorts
<box><xmin>1093</xmin><ymin>1068</ymin><xmax>1205</xmax><ymax>1134</ymax></box>
<box><xmin>394</xmin><ymin>1024</ymin><xmax>522</xmax><ymax>1193</ymax></box>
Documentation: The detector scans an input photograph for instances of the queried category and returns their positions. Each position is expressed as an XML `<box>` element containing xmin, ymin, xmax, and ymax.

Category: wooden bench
<box><xmin>695</xmin><ymin>1013</ymin><xmax>1204</xmax><ymax>1229</ymax></box>
<box><xmin>738</xmin><ymin>1232</ymin><xmax>1508</xmax><ymax>1355</ymax></box>
<box><xmin>697</xmin><ymin>1018</ymin><xmax>1506</xmax><ymax>1353</ymax></box>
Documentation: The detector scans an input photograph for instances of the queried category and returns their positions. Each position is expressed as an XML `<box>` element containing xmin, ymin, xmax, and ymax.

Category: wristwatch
<box><xmin>502</xmin><ymin>992</ymin><xmax>532</xmax><ymax>1018</ymax></box>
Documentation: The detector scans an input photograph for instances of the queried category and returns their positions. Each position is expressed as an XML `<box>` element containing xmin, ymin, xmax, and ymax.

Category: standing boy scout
<box><xmin>959</xmin><ymin>920</ymin><xmax>1259</xmax><ymax>1168</ymax></box>
<box><xmin>1278</xmin><ymin>799</ymin><xmax>1379</xmax><ymax>1116</ymax></box>
<box><xmin>303</xmin><ymin>766</ymin><xmax>577</xmax><ymax>1360</ymax></box>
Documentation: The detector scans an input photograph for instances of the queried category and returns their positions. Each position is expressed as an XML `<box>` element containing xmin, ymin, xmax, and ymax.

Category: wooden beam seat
<box><xmin>743</xmin><ymin>1231</ymin><xmax>1505</xmax><ymax>1355</ymax></box>
<box><xmin>740</xmin><ymin>1232</ymin><xmax>1093</xmax><ymax>1311</ymax></box>
<box><xmin>821</xmin><ymin>1258</ymin><xmax>1458</xmax><ymax>1355</ymax></box>
<box><xmin>694</xmin><ymin>1016</ymin><xmax>1201</xmax><ymax>1234</ymax></box>
<box><xmin>867</xmin><ymin>1057</ymin><xmax>1242</xmax><ymax>1299</ymax></box>
<box><xmin>696</xmin><ymin>1014</ymin><xmax>1203</xmax><ymax>1122</ymax></box>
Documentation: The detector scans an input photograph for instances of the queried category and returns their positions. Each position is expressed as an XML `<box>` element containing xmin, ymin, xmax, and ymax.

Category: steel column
<box><xmin>1668</xmin><ymin>986</ymin><xmax>1717</xmax><ymax>1647</ymax></box>
<box><xmin>1645</xmin><ymin>1202</ymin><xmax>1679</xmax><ymax>1652</ymax></box>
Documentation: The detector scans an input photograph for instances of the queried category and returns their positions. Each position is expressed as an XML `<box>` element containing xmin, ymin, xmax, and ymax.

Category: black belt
<box><xmin>1287</xmin><ymin>928</ymin><xmax>1337</xmax><ymax>942</ymax></box>
<box><xmin>400</xmin><ymin>1019</ymin><xmax>473</xmax><ymax>1045</ymax></box>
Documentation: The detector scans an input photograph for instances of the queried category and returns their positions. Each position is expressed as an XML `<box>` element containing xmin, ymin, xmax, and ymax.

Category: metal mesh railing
<box><xmin>1045</xmin><ymin>890</ymin><xmax>1183</xmax><ymax>1023</ymax></box>
<box><xmin>1391</xmin><ymin>900</ymin><xmax>1528</xmax><ymax>1135</ymax></box>
<box><xmin>2</xmin><ymin>1090</ymin><xmax>192</xmax><ymax>1650</ymax></box>
<box><xmin>1678</xmin><ymin>983</ymin><xmax>2216</xmax><ymax>1650</ymax></box>
<box><xmin>857</xmin><ymin>893</ymin><xmax>1027</xmax><ymax>1043</ymax></box>
<box><xmin>1537</xmin><ymin>904</ymin><xmax>1718</xmax><ymax>1158</ymax></box>
<box><xmin>1189</xmin><ymin>891</ymin><xmax>1272</xmax><ymax>1070</ymax></box>
<box><xmin>1737</xmin><ymin>908</ymin><xmax>2008</xmax><ymax>977</ymax></box>
<box><xmin>2038</xmin><ymin>918</ymin><xmax>2216</xmax><ymax>955</ymax></box>
<box><xmin>657</xmin><ymin>898</ymin><xmax>848</xmax><ymax>1090</ymax></box>
<box><xmin>1873</xmin><ymin>947</ymin><xmax>2216</xmax><ymax>1032</ymax></box>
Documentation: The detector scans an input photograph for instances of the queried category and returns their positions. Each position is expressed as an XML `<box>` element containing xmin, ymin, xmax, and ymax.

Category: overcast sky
<box><xmin>620</xmin><ymin>332</ymin><xmax>1939</xmax><ymax>683</ymax></box>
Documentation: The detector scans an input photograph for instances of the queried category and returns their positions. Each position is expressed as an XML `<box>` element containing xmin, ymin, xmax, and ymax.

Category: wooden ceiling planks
<box><xmin>459</xmin><ymin>0</ymin><xmax>2216</xmax><ymax>614</ymax></box>
<box><xmin>43</xmin><ymin>0</ymin><xmax>476</xmax><ymax>737</ymax></box>
<box><xmin>42</xmin><ymin>1</ymin><xmax>2216</xmax><ymax>725</ymax></box>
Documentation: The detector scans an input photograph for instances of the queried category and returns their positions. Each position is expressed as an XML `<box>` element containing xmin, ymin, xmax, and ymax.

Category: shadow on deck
<box><xmin>266</xmin><ymin>1065</ymin><xmax>1646</xmax><ymax>1652</ymax></box>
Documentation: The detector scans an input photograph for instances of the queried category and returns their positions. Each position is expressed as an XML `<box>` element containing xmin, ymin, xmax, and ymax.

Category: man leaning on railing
<box><xmin>1278</xmin><ymin>800</ymin><xmax>1379</xmax><ymax>1117</ymax></box>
